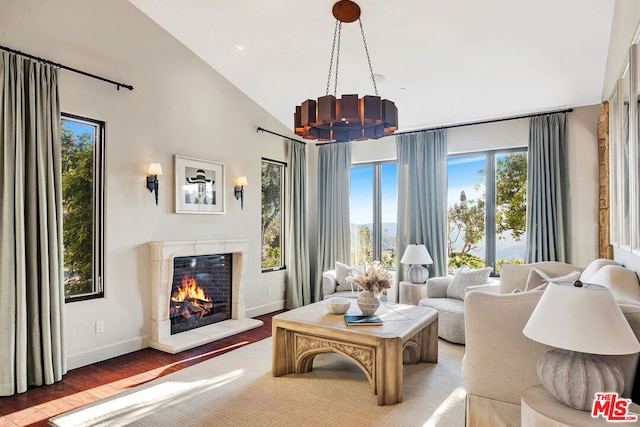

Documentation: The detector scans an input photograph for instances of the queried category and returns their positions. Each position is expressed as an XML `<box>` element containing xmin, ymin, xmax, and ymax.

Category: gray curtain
<box><xmin>285</xmin><ymin>140</ymin><xmax>310</xmax><ymax>309</ymax></box>
<box><xmin>525</xmin><ymin>113</ymin><xmax>569</xmax><ymax>262</ymax></box>
<box><xmin>0</xmin><ymin>52</ymin><xmax>66</xmax><ymax>395</ymax></box>
<box><xmin>396</xmin><ymin>130</ymin><xmax>448</xmax><ymax>289</ymax></box>
<box><xmin>315</xmin><ymin>142</ymin><xmax>351</xmax><ymax>300</ymax></box>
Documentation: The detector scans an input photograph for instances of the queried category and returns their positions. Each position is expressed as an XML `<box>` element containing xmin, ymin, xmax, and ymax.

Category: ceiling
<box><xmin>129</xmin><ymin>0</ymin><xmax>615</xmax><ymax>135</ymax></box>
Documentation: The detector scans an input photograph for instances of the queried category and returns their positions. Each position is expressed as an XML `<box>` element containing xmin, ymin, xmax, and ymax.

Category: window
<box><xmin>350</xmin><ymin>162</ymin><xmax>397</xmax><ymax>269</ymax></box>
<box><xmin>61</xmin><ymin>113</ymin><xmax>105</xmax><ymax>301</ymax></box>
<box><xmin>261</xmin><ymin>159</ymin><xmax>285</xmax><ymax>271</ymax></box>
<box><xmin>447</xmin><ymin>149</ymin><xmax>527</xmax><ymax>274</ymax></box>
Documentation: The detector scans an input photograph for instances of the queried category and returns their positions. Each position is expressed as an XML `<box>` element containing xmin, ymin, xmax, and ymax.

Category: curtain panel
<box><xmin>315</xmin><ymin>143</ymin><xmax>352</xmax><ymax>300</ymax></box>
<box><xmin>0</xmin><ymin>52</ymin><xmax>66</xmax><ymax>395</ymax></box>
<box><xmin>285</xmin><ymin>140</ymin><xmax>310</xmax><ymax>309</ymax></box>
<box><xmin>396</xmin><ymin>130</ymin><xmax>448</xmax><ymax>290</ymax></box>
<box><xmin>525</xmin><ymin>112</ymin><xmax>569</xmax><ymax>263</ymax></box>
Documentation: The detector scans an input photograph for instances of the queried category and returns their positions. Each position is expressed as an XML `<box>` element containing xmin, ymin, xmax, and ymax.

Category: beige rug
<box><xmin>50</xmin><ymin>338</ymin><xmax>466</xmax><ymax>427</ymax></box>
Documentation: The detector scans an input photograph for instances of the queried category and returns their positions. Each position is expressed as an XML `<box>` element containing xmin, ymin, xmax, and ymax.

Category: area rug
<box><xmin>50</xmin><ymin>338</ymin><xmax>466</xmax><ymax>427</ymax></box>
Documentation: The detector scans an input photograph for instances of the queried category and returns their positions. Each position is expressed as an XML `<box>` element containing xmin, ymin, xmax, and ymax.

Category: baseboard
<box><xmin>66</xmin><ymin>335</ymin><xmax>151</xmax><ymax>370</ymax></box>
<box><xmin>246</xmin><ymin>300</ymin><xmax>285</xmax><ymax>318</ymax></box>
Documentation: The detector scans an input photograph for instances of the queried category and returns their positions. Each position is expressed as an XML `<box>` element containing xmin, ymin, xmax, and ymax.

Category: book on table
<box><xmin>344</xmin><ymin>315</ymin><xmax>383</xmax><ymax>326</ymax></box>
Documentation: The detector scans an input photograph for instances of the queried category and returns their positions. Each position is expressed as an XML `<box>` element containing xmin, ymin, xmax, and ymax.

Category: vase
<box><xmin>357</xmin><ymin>290</ymin><xmax>380</xmax><ymax>315</ymax></box>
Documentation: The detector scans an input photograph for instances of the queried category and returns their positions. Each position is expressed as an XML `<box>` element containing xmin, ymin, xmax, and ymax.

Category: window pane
<box><xmin>380</xmin><ymin>163</ymin><xmax>397</xmax><ymax>269</ymax></box>
<box><xmin>447</xmin><ymin>155</ymin><xmax>486</xmax><ymax>270</ymax></box>
<box><xmin>261</xmin><ymin>160</ymin><xmax>284</xmax><ymax>269</ymax></box>
<box><xmin>61</xmin><ymin>116</ymin><xmax>103</xmax><ymax>299</ymax></box>
<box><xmin>350</xmin><ymin>165</ymin><xmax>374</xmax><ymax>264</ymax></box>
<box><xmin>495</xmin><ymin>152</ymin><xmax>527</xmax><ymax>271</ymax></box>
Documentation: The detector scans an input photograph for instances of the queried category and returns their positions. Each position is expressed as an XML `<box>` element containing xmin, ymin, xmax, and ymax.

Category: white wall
<box><xmin>1</xmin><ymin>0</ymin><xmax>292</xmax><ymax>369</ymax></box>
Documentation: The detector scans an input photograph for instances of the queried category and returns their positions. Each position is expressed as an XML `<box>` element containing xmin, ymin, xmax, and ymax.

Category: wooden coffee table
<box><xmin>272</xmin><ymin>300</ymin><xmax>438</xmax><ymax>405</ymax></box>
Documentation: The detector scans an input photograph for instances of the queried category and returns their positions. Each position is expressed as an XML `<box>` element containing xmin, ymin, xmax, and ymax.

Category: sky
<box><xmin>349</xmin><ymin>158</ymin><xmax>486</xmax><ymax>225</ymax></box>
<box><xmin>61</xmin><ymin>117</ymin><xmax>96</xmax><ymax>143</ymax></box>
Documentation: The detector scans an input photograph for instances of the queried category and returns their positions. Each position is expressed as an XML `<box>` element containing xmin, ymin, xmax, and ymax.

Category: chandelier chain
<box><xmin>359</xmin><ymin>18</ymin><xmax>378</xmax><ymax>96</ymax></box>
<box><xmin>325</xmin><ymin>20</ymin><xmax>340</xmax><ymax>96</ymax></box>
<box><xmin>334</xmin><ymin>22</ymin><xmax>342</xmax><ymax>97</ymax></box>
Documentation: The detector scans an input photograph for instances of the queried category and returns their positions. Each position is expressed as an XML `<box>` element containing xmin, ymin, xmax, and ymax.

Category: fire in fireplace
<box><xmin>170</xmin><ymin>254</ymin><xmax>232</xmax><ymax>335</ymax></box>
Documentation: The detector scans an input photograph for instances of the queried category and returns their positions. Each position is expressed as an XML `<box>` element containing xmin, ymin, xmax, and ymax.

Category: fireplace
<box><xmin>149</xmin><ymin>239</ymin><xmax>262</xmax><ymax>353</ymax></box>
<box><xmin>170</xmin><ymin>254</ymin><xmax>232</xmax><ymax>334</ymax></box>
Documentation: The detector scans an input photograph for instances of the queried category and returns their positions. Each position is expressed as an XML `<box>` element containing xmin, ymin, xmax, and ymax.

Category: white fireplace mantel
<box><xmin>148</xmin><ymin>239</ymin><xmax>262</xmax><ymax>353</ymax></box>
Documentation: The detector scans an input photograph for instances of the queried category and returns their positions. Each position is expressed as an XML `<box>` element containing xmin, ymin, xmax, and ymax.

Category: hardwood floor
<box><xmin>0</xmin><ymin>311</ymin><xmax>282</xmax><ymax>426</ymax></box>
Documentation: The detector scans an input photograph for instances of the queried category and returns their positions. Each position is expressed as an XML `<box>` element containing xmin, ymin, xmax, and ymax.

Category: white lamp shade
<box><xmin>236</xmin><ymin>176</ymin><xmax>248</xmax><ymax>186</ymax></box>
<box><xmin>400</xmin><ymin>244</ymin><xmax>433</xmax><ymax>265</ymax></box>
<box><xmin>148</xmin><ymin>163</ymin><xmax>163</xmax><ymax>176</ymax></box>
<box><xmin>523</xmin><ymin>282</ymin><xmax>640</xmax><ymax>355</ymax></box>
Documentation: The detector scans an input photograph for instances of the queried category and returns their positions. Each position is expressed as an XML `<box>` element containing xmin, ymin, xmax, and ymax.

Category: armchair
<box><xmin>321</xmin><ymin>269</ymin><xmax>360</xmax><ymax>299</ymax></box>
<box><xmin>418</xmin><ymin>271</ymin><xmax>497</xmax><ymax>344</ymax></box>
<box><xmin>463</xmin><ymin>260</ymin><xmax>640</xmax><ymax>426</ymax></box>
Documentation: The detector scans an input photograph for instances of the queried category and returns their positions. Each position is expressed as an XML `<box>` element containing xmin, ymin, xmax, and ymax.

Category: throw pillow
<box><xmin>334</xmin><ymin>262</ymin><xmax>355</xmax><ymax>292</ymax></box>
<box><xmin>446</xmin><ymin>266</ymin><xmax>493</xmax><ymax>300</ymax></box>
<box><xmin>579</xmin><ymin>259</ymin><xmax>620</xmax><ymax>282</ymax></box>
<box><xmin>524</xmin><ymin>268</ymin><xmax>582</xmax><ymax>291</ymax></box>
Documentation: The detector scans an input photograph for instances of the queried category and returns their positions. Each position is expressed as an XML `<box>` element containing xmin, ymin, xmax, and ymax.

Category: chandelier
<box><xmin>294</xmin><ymin>0</ymin><xmax>398</xmax><ymax>142</ymax></box>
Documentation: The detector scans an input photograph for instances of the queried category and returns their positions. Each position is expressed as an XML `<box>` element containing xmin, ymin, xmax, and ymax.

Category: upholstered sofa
<box><xmin>417</xmin><ymin>267</ymin><xmax>497</xmax><ymax>344</ymax></box>
<box><xmin>463</xmin><ymin>259</ymin><xmax>640</xmax><ymax>426</ymax></box>
<box><xmin>322</xmin><ymin>267</ymin><xmax>361</xmax><ymax>299</ymax></box>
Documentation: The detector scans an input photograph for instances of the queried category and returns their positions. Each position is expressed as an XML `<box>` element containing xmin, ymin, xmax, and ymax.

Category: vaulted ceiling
<box><xmin>129</xmin><ymin>0</ymin><xmax>615</xmax><ymax>134</ymax></box>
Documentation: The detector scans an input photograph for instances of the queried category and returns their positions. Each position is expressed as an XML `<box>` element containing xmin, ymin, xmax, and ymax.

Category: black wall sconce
<box><xmin>146</xmin><ymin>163</ymin><xmax>163</xmax><ymax>206</ymax></box>
<box><xmin>234</xmin><ymin>176</ymin><xmax>247</xmax><ymax>210</ymax></box>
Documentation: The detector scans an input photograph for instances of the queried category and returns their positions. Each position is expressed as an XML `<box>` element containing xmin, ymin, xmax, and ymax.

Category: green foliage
<box><xmin>61</xmin><ymin>122</ymin><xmax>94</xmax><ymax>296</ymax></box>
<box><xmin>262</xmin><ymin>247</ymin><xmax>281</xmax><ymax>269</ymax></box>
<box><xmin>496</xmin><ymin>153</ymin><xmax>527</xmax><ymax>240</ymax></box>
<box><xmin>261</xmin><ymin>162</ymin><xmax>282</xmax><ymax>268</ymax></box>
<box><xmin>448</xmin><ymin>252</ymin><xmax>486</xmax><ymax>271</ymax></box>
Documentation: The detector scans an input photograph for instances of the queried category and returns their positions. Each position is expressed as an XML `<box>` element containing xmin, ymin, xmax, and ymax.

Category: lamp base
<box><xmin>537</xmin><ymin>348</ymin><xmax>624</xmax><ymax>411</ymax></box>
<box><xmin>406</xmin><ymin>265</ymin><xmax>429</xmax><ymax>284</ymax></box>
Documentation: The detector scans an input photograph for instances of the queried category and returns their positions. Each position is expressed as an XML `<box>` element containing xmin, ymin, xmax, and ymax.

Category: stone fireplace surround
<box><xmin>149</xmin><ymin>239</ymin><xmax>263</xmax><ymax>353</ymax></box>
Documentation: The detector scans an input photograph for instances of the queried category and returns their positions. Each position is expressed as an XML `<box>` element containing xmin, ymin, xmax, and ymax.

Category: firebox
<box><xmin>170</xmin><ymin>254</ymin><xmax>232</xmax><ymax>335</ymax></box>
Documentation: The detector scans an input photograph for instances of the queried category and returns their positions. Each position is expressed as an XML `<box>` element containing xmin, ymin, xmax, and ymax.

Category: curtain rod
<box><xmin>0</xmin><ymin>44</ymin><xmax>134</xmax><ymax>91</ymax></box>
<box><xmin>394</xmin><ymin>107</ymin><xmax>574</xmax><ymax>136</ymax></box>
<box><xmin>256</xmin><ymin>127</ymin><xmax>306</xmax><ymax>145</ymax></box>
<box><xmin>315</xmin><ymin>107</ymin><xmax>575</xmax><ymax>145</ymax></box>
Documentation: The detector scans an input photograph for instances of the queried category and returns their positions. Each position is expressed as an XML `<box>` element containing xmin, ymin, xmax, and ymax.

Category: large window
<box><xmin>61</xmin><ymin>113</ymin><xmax>105</xmax><ymax>301</ymax></box>
<box><xmin>261</xmin><ymin>159</ymin><xmax>286</xmax><ymax>271</ymax></box>
<box><xmin>447</xmin><ymin>149</ymin><xmax>527</xmax><ymax>274</ymax></box>
<box><xmin>350</xmin><ymin>162</ymin><xmax>397</xmax><ymax>268</ymax></box>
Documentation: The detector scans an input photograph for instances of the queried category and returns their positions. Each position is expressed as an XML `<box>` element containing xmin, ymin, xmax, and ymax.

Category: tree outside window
<box><xmin>261</xmin><ymin>159</ymin><xmax>285</xmax><ymax>270</ymax></box>
<box><xmin>61</xmin><ymin>114</ymin><xmax>104</xmax><ymax>300</ymax></box>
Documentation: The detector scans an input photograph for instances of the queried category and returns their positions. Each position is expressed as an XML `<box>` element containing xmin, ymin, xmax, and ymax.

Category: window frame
<box><xmin>62</xmin><ymin>112</ymin><xmax>105</xmax><ymax>303</ymax></box>
<box><xmin>350</xmin><ymin>160</ymin><xmax>398</xmax><ymax>268</ymax></box>
<box><xmin>447</xmin><ymin>147</ymin><xmax>528</xmax><ymax>275</ymax></box>
<box><xmin>260</xmin><ymin>158</ymin><xmax>287</xmax><ymax>273</ymax></box>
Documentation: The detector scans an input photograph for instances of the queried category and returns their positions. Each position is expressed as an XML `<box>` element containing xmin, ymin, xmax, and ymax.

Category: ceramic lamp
<box><xmin>523</xmin><ymin>282</ymin><xmax>640</xmax><ymax>411</ymax></box>
<box><xmin>400</xmin><ymin>244</ymin><xmax>433</xmax><ymax>284</ymax></box>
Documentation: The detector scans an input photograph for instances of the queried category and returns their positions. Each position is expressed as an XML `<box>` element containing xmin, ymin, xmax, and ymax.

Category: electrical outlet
<box><xmin>95</xmin><ymin>320</ymin><xmax>104</xmax><ymax>334</ymax></box>
<box><xmin>267</xmin><ymin>286</ymin><xmax>273</xmax><ymax>295</ymax></box>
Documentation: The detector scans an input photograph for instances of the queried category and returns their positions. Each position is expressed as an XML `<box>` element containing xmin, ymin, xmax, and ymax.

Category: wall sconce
<box><xmin>234</xmin><ymin>176</ymin><xmax>248</xmax><ymax>210</ymax></box>
<box><xmin>146</xmin><ymin>163</ymin><xmax>163</xmax><ymax>206</ymax></box>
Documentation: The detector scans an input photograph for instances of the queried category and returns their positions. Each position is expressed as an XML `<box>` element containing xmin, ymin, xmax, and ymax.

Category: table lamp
<box><xmin>523</xmin><ymin>281</ymin><xmax>640</xmax><ymax>411</ymax></box>
<box><xmin>400</xmin><ymin>244</ymin><xmax>433</xmax><ymax>284</ymax></box>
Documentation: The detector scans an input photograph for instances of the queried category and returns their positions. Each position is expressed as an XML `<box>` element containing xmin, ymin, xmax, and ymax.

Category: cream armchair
<box><xmin>463</xmin><ymin>260</ymin><xmax>640</xmax><ymax>426</ymax></box>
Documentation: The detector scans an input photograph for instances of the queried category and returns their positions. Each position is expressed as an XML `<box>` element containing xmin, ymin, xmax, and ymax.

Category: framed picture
<box><xmin>174</xmin><ymin>155</ymin><xmax>225</xmax><ymax>214</ymax></box>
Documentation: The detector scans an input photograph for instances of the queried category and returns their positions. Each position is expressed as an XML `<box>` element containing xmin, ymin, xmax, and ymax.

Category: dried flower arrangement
<box><xmin>347</xmin><ymin>261</ymin><xmax>392</xmax><ymax>296</ymax></box>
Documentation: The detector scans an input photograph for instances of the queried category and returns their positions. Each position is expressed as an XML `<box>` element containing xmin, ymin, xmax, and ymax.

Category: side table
<box><xmin>399</xmin><ymin>280</ymin><xmax>427</xmax><ymax>305</ymax></box>
<box><xmin>521</xmin><ymin>384</ymin><xmax>640</xmax><ymax>426</ymax></box>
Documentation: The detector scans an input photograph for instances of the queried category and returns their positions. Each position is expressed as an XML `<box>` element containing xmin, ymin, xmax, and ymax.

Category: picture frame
<box><xmin>174</xmin><ymin>155</ymin><xmax>225</xmax><ymax>214</ymax></box>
